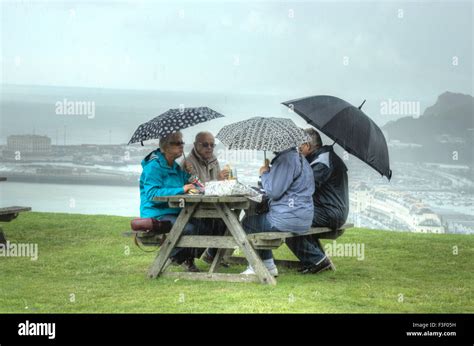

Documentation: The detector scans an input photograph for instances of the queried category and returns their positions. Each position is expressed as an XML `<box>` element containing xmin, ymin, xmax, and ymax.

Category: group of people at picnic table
<box><xmin>139</xmin><ymin>129</ymin><xmax>349</xmax><ymax>277</ymax></box>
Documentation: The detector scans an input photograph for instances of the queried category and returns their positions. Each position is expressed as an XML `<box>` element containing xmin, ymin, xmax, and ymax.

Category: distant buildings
<box><xmin>3</xmin><ymin>135</ymin><xmax>52</xmax><ymax>158</ymax></box>
<box><xmin>1</xmin><ymin>135</ymin><xmax>147</xmax><ymax>163</ymax></box>
<box><xmin>6</xmin><ymin>134</ymin><xmax>52</xmax><ymax>154</ymax></box>
<box><xmin>351</xmin><ymin>184</ymin><xmax>445</xmax><ymax>234</ymax></box>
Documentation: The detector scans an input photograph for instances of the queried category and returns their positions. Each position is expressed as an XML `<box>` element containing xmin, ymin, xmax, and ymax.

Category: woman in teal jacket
<box><xmin>140</xmin><ymin>134</ymin><xmax>193</xmax><ymax>219</ymax></box>
<box><xmin>139</xmin><ymin>131</ymin><xmax>199</xmax><ymax>271</ymax></box>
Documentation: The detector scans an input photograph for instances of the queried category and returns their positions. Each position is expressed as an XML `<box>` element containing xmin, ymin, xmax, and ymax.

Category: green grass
<box><xmin>0</xmin><ymin>212</ymin><xmax>472</xmax><ymax>313</ymax></box>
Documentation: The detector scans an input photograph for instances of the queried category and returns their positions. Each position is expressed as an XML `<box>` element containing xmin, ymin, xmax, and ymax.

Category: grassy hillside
<box><xmin>0</xmin><ymin>212</ymin><xmax>472</xmax><ymax>313</ymax></box>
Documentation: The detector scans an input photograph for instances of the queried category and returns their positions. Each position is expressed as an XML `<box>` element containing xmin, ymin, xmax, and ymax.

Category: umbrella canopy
<box><xmin>216</xmin><ymin>116</ymin><xmax>308</xmax><ymax>152</ymax></box>
<box><xmin>282</xmin><ymin>95</ymin><xmax>392</xmax><ymax>180</ymax></box>
<box><xmin>128</xmin><ymin>107</ymin><xmax>225</xmax><ymax>145</ymax></box>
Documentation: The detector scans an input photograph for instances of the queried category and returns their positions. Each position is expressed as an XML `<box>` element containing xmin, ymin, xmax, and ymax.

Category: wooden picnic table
<box><xmin>147</xmin><ymin>194</ymin><xmax>353</xmax><ymax>285</ymax></box>
<box><xmin>149</xmin><ymin>194</ymin><xmax>278</xmax><ymax>285</ymax></box>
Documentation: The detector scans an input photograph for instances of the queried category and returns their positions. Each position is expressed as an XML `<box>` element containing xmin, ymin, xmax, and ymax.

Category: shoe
<box><xmin>297</xmin><ymin>266</ymin><xmax>307</xmax><ymax>273</ymax></box>
<box><xmin>241</xmin><ymin>265</ymin><xmax>278</xmax><ymax>277</ymax></box>
<box><xmin>181</xmin><ymin>259</ymin><xmax>200</xmax><ymax>273</ymax></box>
<box><xmin>169</xmin><ymin>257</ymin><xmax>180</xmax><ymax>265</ymax></box>
<box><xmin>162</xmin><ymin>256</ymin><xmax>182</xmax><ymax>272</ymax></box>
<box><xmin>241</xmin><ymin>266</ymin><xmax>256</xmax><ymax>275</ymax></box>
<box><xmin>201</xmin><ymin>251</ymin><xmax>214</xmax><ymax>264</ymax></box>
<box><xmin>300</xmin><ymin>256</ymin><xmax>332</xmax><ymax>275</ymax></box>
<box><xmin>201</xmin><ymin>251</ymin><xmax>230</xmax><ymax>268</ymax></box>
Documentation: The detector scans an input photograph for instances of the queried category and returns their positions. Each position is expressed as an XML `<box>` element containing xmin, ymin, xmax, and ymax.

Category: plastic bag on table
<box><xmin>204</xmin><ymin>180</ymin><xmax>263</xmax><ymax>203</ymax></box>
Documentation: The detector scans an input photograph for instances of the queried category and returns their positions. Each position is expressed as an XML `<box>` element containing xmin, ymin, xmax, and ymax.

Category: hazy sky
<box><xmin>1</xmin><ymin>0</ymin><xmax>472</xmax><ymax>117</ymax></box>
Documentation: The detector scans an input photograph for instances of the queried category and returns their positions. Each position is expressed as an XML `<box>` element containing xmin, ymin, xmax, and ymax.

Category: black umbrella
<box><xmin>128</xmin><ymin>107</ymin><xmax>225</xmax><ymax>145</ymax></box>
<box><xmin>282</xmin><ymin>95</ymin><xmax>392</xmax><ymax>180</ymax></box>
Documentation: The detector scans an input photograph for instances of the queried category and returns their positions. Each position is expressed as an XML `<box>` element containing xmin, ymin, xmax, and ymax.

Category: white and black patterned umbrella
<box><xmin>216</xmin><ymin>117</ymin><xmax>308</xmax><ymax>152</ymax></box>
<box><xmin>128</xmin><ymin>107</ymin><xmax>225</xmax><ymax>145</ymax></box>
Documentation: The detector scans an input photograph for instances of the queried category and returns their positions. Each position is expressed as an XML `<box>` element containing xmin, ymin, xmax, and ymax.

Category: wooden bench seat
<box><xmin>0</xmin><ymin>206</ymin><xmax>32</xmax><ymax>244</ymax></box>
<box><xmin>247</xmin><ymin>223</ymin><xmax>353</xmax><ymax>250</ymax></box>
<box><xmin>0</xmin><ymin>179</ymin><xmax>32</xmax><ymax>243</ymax></box>
<box><xmin>126</xmin><ymin>223</ymin><xmax>354</xmax><ymax>264</ymax></box>
<box><xmin>227</xmin><ymin>223</ymin><xmax>353</xmax><ymax>269</ymax></box>
<box><xmin>0</xmin><ymin>206</ymin><xmax>32</xmax><ymax>222</ymax></box>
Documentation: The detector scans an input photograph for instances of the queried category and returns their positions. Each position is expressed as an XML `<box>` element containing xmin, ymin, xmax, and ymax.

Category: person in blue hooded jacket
<box><xmin>241</xmin><ymin>147</ymin><xmax>315</xmax><ymax>276</ymax></box>
<box><xmin>139</xmin><ymin>131</ymin><xmax>201</xmax><ymax>272</ymax></box>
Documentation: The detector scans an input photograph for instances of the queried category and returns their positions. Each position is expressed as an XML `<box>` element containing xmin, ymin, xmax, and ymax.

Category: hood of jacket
<box><xmin>141</xmin><ymin>149</ymin><xmax>180</xmax><ymax>171</ymax></box>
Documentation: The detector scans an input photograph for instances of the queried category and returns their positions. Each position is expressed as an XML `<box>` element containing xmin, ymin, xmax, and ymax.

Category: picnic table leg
<box><xmin>208</xmin><ymin>247</ymin><xmax>225</xmax><ymax>274</ymax></box>
<box><xmin>209</xmin><ymin>208</ymin><xmax>241</xmax><ymax>274</ymax></box>
<box><xmin>148</xmin><ymin>203</ymin><xmax>198</xmax><ymax>279</ymax></box>
<box><xmin>215</xmin><ymin>204</ymin><xmax>277</xmax><ymax>285</ymax></box>
<box><xmin>208</xmin><ymin>228</ymin><xmax>228</xmax><ymax>274</ymax></box>
<box><xmin>208</xmin><ymin>228</ymin><xmax>233</xmax><ymax>274</ymax></box>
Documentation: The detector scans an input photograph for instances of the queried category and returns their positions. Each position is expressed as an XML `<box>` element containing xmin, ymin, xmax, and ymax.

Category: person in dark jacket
<box><xmin>301</xmin><ymin>128</ymin><xmax>349</xmax><ymax>229</ymax></box>
<box><xmin>285</xmin><ymin>128</ymin><xmax>349</xmax><ymax>274</ymax></box>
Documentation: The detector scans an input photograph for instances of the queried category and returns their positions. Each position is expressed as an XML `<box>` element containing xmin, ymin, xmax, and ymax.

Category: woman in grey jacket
<box><xmin>241</xmin><ymin>147</ymin><xmax>315</xmax><ymax>276</ymax></box>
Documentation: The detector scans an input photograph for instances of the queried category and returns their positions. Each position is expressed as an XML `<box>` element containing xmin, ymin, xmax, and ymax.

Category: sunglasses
<box><xmin>170</xmin><ymin>141</ymin><xmax>185</xmax><ymax>146</ymax></box>
<box><xmin>198</xmin><ymin>142</ymin><xmax>216</xmax><ymax>148</ymax></box>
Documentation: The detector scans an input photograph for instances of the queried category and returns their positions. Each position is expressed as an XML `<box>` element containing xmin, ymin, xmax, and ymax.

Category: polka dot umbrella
<box><xmin>128</xmin><ymin>107</ymin><xmax>225</xmax><ymax>145</ymax></box>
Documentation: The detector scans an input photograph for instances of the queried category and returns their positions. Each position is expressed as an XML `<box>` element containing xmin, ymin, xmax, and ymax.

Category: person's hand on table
<box><xmin>183</xmin><ymin>184</ymin><xmax>195</xmax><ymax>193</ymax></box>
<box><xmin>218</xmin><ymin>168</ymin><xmax>230</xmax><ymax>180</ymax></box>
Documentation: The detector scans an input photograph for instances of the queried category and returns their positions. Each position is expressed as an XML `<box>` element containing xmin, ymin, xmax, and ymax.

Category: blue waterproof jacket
<box><xmin>139</xmin><ymin>149</ymin><xmax>190</xmax><ymax>219</ymax></box>
<box><xmin>261</xmin><ymin>148</ymin><xmax>315</xmax><ymax>232</ymax></box>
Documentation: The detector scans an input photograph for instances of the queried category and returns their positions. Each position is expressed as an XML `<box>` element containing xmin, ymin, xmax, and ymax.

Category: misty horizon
<box><xmin>2</xmin><ymin>83</ymin><xmax>471</xmax><ymax>146</ymax></box>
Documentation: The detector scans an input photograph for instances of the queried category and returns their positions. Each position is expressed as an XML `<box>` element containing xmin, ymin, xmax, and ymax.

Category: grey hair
<box><xmin>159</xmin><ymin>131</ymin><xmax>182</xmax><ymax>152</ymax></box>
<box><xmin>195</xmin><ymin>131</ymin><xmax>214</xmax><ymax>142</ymax></box>
<box><xmin>304</xmin><ymin>128</ymin><xmax>322</xmax><ymax>152</ymax></box>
